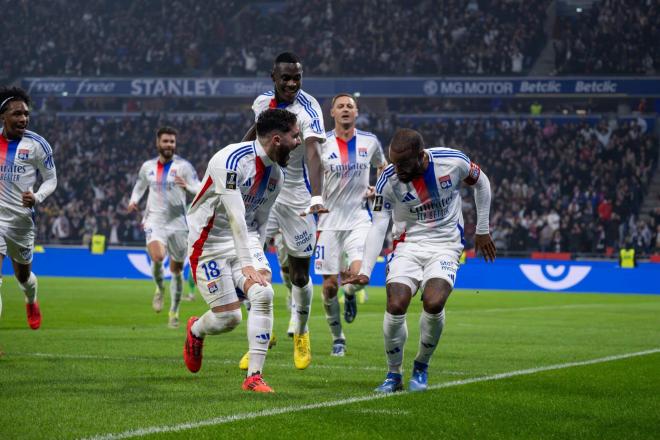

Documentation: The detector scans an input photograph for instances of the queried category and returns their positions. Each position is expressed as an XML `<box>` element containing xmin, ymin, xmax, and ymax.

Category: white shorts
<box><xmin>265</xmin><ymin>202</ymin><xmax>316</xmax><ymax>258</ymax></box>
<box><xmin>314</xmin><ymin>224</ymin><xmax>371</xmax><ymax>275</ymax></box>
<box><xmin>0</xmin><ymin>226</ymin><xmax>34</xmax><ymax>265</ymax></box>
<box><xmin>194</xmin><ymin>235</ymin><xmax>271</xmax><ymax>308</ymax></box>
<box><xmin>386</xmin><ymin>240</ymin><xmax>463</xmax><ymax>294</ymax></box>
<box><xmin>144</xmin><ymin>225</ymin><xmax>187</xmax><ymax>262</ymax></box>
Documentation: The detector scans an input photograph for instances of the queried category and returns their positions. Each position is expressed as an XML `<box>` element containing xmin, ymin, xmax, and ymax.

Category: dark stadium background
<box><xmin>4</xmin><ymin>0</ymin><xmax>656</xmax><ymax>261</ymax></box>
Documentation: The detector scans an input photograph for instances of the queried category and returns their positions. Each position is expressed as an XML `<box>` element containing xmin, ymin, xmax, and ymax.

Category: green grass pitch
<box><xmin>0</xmin><ymin>277</ymin><xmax>659</xmax><ymax>439</ymax></box>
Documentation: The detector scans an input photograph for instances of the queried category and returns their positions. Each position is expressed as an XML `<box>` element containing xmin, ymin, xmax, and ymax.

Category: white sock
<box><xmin>342</xmin><ymin>283</ymin><xmax>358</xmax><ymax>299</ymax></box>
<box><xmin>323</xmin><ymin>295</ymin><xmax>344</xmax><ymax>341</ymax></box>
<box><xmin>292</xmin><ymin>280</ymin><xmax>313</xmax><ymax>334</ymax></box>
<box><xmin>152</xmin><ymin>261</ymin><xmax>164</xmax><ymax>292</ymax></box>
<box><xmin>415</xmin><ymin>310</ymin><xmax>445</xmax><ymax>366</ymax></box>
<box><xmin>169</xmin><ymin>272</ymin><xmax>183</xmax><ymax>314</ymax></box>
<box><xmin>191</xmin><ymin>309</ymin><xmax>241</xmax><ymax>338</ymax></box>
<box><xmin>383</xmin><ymin>312</ymin><xmax>408</xmax><ymax>374</ymax></box>
<box><xmin>19</xmin><ymin>272</ymin><xmax>38</xmax><ymax>304</ymax></box>
<box><xmin>246</xmin><ymin>283</ymin><xmax>274</xmax><ymax>376</ymax></box>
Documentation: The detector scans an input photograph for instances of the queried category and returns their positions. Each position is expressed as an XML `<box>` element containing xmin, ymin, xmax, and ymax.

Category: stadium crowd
<box><xmin>553</xmin><ymin>0</ymin><xmax>659</xmax><ymax>75</ymax></box>
<box><xmin>6</xmin><ymin>0</ymin><xmax>548</xmax><ymax>77</ymax></box>
<box><xmin>34</xmin><ymin>113</ymin><xmax>659</xmax><ymax>256</ymax></box>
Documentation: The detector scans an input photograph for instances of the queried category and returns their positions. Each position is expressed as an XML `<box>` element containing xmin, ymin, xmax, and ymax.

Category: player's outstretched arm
<box><xmin>472</xmin><ymin>170</ymin><xmax>495</xmax><ymax>262</ymax></box>
<box><xmin>342</xmin><ymin>209</ymin><xmax>390</xmax><ymax>287</ymax></box>
<box><xmin>220</xmin><ymin>192</ymin><xmax>267</xmax><ymax>286</ymax></box>
<box><xmin>128</xmin><ymin>164</ymin><xmax>148</xmax><ymax>212</ymax></box>
<box><xmin>25</xmin><ymin>140</ymin><xmax>58</xmax><ymax>208</ymax></box>
<box><xmin>304</xmin><ymin>137</ymin><xmax>328</xmax><ymax>215</ymax></box>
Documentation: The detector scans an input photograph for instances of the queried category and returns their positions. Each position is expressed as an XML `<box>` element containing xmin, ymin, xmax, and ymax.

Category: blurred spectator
<box><xmin>3</xmin><ymin>0</ymin><xmax>550</xmax><ymax>78</ymax></box>
<box><xmin>554</xmin><ymin>0</ymin><xmax>659</xmax><ymax>75</ymax></box>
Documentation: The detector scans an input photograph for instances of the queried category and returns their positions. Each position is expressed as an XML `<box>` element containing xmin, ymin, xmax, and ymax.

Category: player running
<box><xmin>343</xmin><ymin>128</ymin><xmax>496</xmax><ymax>392</ymax></box>
<box><xmin>128</xmin><ymin>127</ymin><xmax>200</xmax><ymax>328</ymax></box>
<box><xmin>315</xmin><ymin>94</ymin><xmax>387</xmax><ymax>357</ymax></box>
<box><xmin>183</xmin><ymin>109</ymin><xmax>300</xmax><ymax>393</ymax></box>
<box><xmin>0</xmin><ymin>87</ymin><xmax>57</xmax><ymax>328</ymax></box>
<box><xmin>242</xmin><ymin>52</ymin><xmax>326</xmax><ymax>370</ymax></box>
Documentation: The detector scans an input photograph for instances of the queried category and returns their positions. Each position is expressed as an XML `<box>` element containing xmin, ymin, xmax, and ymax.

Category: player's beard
<box><xmin>158</xmin><ymin>148</ymin><xmax>174</xmax><ymax>160</ymax></box>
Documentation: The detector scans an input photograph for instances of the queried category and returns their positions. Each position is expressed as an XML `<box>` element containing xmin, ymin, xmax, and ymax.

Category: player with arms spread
<box><xmin>0</xmin><ymin>87</ymin><xmax>57</xmax><ymax>328</ymax></box>
<box><xmin>343</xmin><ymin>128</ymin><xmax>496</xmax><ymax>392</ymax></box>
<box><xmin>183</xmin><ymin>109</ymin><xmax>300</xmax><ymax>393</ymax></box>
<box><xmin>242</xmin><ymin>52</ymin><xmax>326</xmax><ymax>370</ymax></box>
<box><xmin>315</xmin><ymin>93</ymin><xmax>387</xmax><ymax>356</ymax></box>
<box><xmin>128</xmin><ymin>127</ymin><xmax>201</xmax><ymax>328</ymax></box>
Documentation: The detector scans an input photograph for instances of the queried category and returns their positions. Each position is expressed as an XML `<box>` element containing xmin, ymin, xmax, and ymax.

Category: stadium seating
<box><xmin>33</xmin><ymin>114</ymin><xmax>659</xmax><ymax>256</ymax></box>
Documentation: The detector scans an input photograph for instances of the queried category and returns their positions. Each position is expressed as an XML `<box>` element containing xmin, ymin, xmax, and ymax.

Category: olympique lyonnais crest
<box><xmin>207</xmin><ymin>281</ymin><xmax>219</xmax><ymax>294</ymax></box>
<box><xmin>18</xmin><ymin>149</ymin><xmax>29</xmax><ymax>160</ymax></box>
<box><xmin>439</xmin><ymin>175</ymin><xmax>452</xmax><ymax>189</ymax></box>
<box><xmin>170</xmin><ymin>169</ymin><xmax>177</xmax><ymax>177</ymax></box>
<box><xmin>358</xmin><ymin>147</ymin><xmax>368</xmax><ymax>158</ymax></box>
<box><xmin>267</xmin><ymin>178</ymin><xmax>277</xmax><ymax>192</ymax></box>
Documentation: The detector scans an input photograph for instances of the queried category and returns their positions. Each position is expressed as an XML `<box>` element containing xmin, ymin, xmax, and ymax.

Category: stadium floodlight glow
<box><xmin>576</xmin><ymin>7</ymin><xmax>582</xmax><ymax>13</ymax></box>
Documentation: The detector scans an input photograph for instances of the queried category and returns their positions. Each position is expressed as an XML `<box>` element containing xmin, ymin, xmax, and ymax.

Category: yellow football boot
<box><xmin>293</xmin><ymin>332</ymin><xmax>311</xmax><ymax>369</ymax></box>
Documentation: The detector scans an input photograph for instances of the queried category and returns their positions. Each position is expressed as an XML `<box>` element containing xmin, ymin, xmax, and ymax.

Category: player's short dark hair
<box><xmin>256</xmin><ymin>109</ymin><xmax>297</xmax><ymax>137</ymax></box>
<box><xmin>157</xmin><ymin>126</ymin><xmax>177</xmax><ymax>138</ymax></box>
<box><xmin>274</xmin><ymin>52</ymin><xmax>301</xmax><ymax>65</ymax></box>
<box><xmin>0</xmin><ymin>86</ymin><xmax>31</xmax><ymax>114</ymax></box>
<box><xmin>331</xmin><ymin>93</ymin><xmax>358</xmax><ymax>109</ymax></box>
<box><xmin>390</xmin><ymin>128</ymin><xmax>425</xmax><ymax>153</ymax></box>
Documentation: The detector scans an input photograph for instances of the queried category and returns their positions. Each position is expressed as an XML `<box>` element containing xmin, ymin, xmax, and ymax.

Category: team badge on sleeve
<box><xmin>267</xmin><ymin>178</ymin><xmax>277</xmax><ymax>192</ymax></box>
<box><xmin>373</xmin><ymin>195</ymin><xmax>384</xmax><ymax>211</ymax></box>
<box><xmin>464</xmin><ymin>162</ymin><xmax>481</xmax><ymax>185</ymax></box>
<box><xmin>226</xmin><ymin>171</ymin><xmax>237</xmax><ymax>189</ymax></box>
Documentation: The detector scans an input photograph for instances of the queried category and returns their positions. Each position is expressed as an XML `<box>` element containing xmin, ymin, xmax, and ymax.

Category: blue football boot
<box><xmin>374</xmin><ymin>372</ymin><xmax>403</xmax><ymax>393</ymax></box>
<box><xmin>409</xmin><ymin>361</ymin><xmax>428</xmax><ymax>392</ymax></box>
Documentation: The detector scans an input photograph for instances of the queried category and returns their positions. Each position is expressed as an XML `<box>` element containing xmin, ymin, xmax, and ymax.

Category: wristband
<box><xmin>310</xmin><ymin>196</ymin><xmax>324</xmax><ymax>207</ymax></box>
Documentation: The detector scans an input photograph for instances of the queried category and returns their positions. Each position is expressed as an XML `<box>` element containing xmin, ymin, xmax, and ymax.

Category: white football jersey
<box><xmin>373</xmin><ymin>147</ymin><xmax>482</xmax><ymax>245</ymax></box>
<box><xmin>130</xmin><ymin>155</ymin><xmax>200</xmax><ymax>231</ymax></box>
<box><xmin>187</xmin><ymin>140</ymin><xmax>283</xmax><ymax>257</ymax></box>
<box><xmin>252</xmin><ymin>89</ymin><xmax>326</xmax><ymax>209</ymax></box>
<box><xmin>0</xmin><ymin>130</ymin><xmax>57</xmax><ymax>229</ymax></box>
<box><xmin>319</xmin><ymin>129</ymin><xmax>386</xmax><ymax>231</ymax></box>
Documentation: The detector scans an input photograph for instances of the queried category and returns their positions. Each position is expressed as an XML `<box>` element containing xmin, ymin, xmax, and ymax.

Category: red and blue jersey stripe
<box><xmin>269</xmin><ymin>98</ymin><xmax>290</xmax><ymax>109</ymax></box>
<box><xmin>0</xmin><ymin>136</ymin><xmax>20</xmax><ymax>168</ymax></box>
<box><xmin>156</xmin><ymin>160</ymin><xmax>173</xmax><ymax>192</ymax></box>
<box><xmin>411</xmin><ymin>161</ymin><xmax>440</xmax><ymax>204</ymax></box>
<box><xmin>248</xmin><ymin>157</ymin><xmax>272</xmax><ymax>200</ymax></box>
<box><xmin>336</xmin><ymin>135</ymin><xmax>357</xmax><ymax>165</ymax></box>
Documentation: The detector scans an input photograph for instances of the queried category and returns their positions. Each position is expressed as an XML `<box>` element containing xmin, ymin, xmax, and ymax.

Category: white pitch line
<box><xmin>79</xmin><ymin>348</ymin><xmax>660</xmax><ymax>440</ymax></box>
<box><xmin>10</xmin><ymin>352</ymin><xmax>470</xmax><ymax>375</ymax></box>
